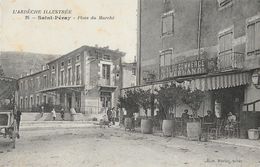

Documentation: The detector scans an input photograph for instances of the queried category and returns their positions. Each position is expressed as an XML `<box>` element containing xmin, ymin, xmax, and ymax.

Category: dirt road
<box><xmin>0</xmin><ymin>124</ymin><xmax>260</xmax><ymax>167</ymax></box>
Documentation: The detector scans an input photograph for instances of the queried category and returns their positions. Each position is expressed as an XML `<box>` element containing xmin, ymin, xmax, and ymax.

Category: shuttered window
<box><xmin>247</xmin><ymin>18</ymin><xmax>260</xmax><ymax>56</ymax></box>
<box><xmin>219</xmin><ymin>31</ymin><xmax>233</xmax><ymax>55</ymax></box>
<box><xmin>162</xmin><ymin>11</ymin><xmax>174</xmax><ymax>36</ymax></box>
<box><xmin>160</xmin><ymin>50</ymin><xmax>172</xmax><ymax>67</ymax></box>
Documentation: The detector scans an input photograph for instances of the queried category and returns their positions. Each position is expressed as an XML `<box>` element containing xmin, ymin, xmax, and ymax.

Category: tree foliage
<box><xmin>0</xmin><ymin>65</ymin><xmax>5</xmax><ymax>77</ymax></box>
<box><xmin>155</xmin><ymin>83</ymin><xmax>185</xmax><ymax>119</ymax></box>
<box><xmin>118</xmin><ymin>89</ymin><xmax>140</xmax><ymax>117</ymax></box>
<box><xmin>182</xmin><ymin>88</ymin><xmax>206</xmax><ymax>117</ymax></box>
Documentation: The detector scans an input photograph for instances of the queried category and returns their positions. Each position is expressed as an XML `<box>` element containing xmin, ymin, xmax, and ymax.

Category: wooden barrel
<box><xmin>248</xmin><ymin>129</ymin><xmax>259</xmax><ymax>140</ymax></box>
<box><xmin>124</xmin><ymin>117</ymin><xmax>133</xmax><ymax>130</ymax></box>
<box><xmin>141</xmin><ymin>119</ymin><xmax>153</xmax><ymax>134</ymax></box>
<box><xmin>162</xmin><ymin>120</ymin><xmax>174</xmax><ymax>137</ymax></box>
<box><xmin>187</xmin><ymin>122</ymin><xmax>201</xmax><ymax>141</ymax></box>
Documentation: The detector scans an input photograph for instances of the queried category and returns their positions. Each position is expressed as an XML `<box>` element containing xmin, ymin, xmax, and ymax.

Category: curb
<box><xmin>209</xmin><ymin>140</ymin><xmax>260</xmax><ymax>150</ymax></box>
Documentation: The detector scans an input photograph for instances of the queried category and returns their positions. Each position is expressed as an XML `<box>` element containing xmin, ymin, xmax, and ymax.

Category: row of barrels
<box><xmin>124</xmin><ymin>118</ymin><xmax>201</xmax><ymax>140</ymax></box>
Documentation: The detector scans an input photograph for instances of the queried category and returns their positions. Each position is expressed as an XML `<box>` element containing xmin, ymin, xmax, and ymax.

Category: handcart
<box><xmin>0</xmin><ymin>76</ymin><xmax>18</xmax><ymax>148</ymax></box>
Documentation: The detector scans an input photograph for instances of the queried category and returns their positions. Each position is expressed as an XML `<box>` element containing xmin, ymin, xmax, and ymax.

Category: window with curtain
<box><xmin>247</xmin><ymin>19</ymin><xmax>260</xmax><ymax>56</ymax></box>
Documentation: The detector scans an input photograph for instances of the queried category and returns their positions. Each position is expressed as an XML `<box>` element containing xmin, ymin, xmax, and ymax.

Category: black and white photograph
<box><xmin>0</xmin><ymin>0</ymin><xmax>260</xmax><ymax>167</ymax></box>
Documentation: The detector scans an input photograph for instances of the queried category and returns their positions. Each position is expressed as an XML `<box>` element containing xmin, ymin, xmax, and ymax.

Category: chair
<box><xmin>209</xmin><ymin>119</ymin><xmax>224</xmax><ymax>139</ymax></box>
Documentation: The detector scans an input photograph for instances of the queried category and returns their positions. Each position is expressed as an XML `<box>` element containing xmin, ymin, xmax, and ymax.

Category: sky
<box><xmin>0</xmin><ymin>0</ymin><xmax>138</xmax><ymax>62</ymax></box>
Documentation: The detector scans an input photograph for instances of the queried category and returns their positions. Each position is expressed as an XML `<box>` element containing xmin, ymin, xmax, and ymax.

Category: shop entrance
<box><xmin>213</xmin><ymin>86</ymin><xmax>244</xmax><ymax>119</ymax></box>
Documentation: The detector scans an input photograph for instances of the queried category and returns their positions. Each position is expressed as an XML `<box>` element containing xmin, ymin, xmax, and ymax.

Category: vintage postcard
<box><xmin>0</xmin><ymin>0</ymin><xmax>260</xmax><ymax>167</ymax></box>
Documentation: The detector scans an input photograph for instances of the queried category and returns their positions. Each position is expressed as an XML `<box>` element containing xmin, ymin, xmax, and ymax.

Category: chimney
<box><xmin>30</xmin><ymin>69</ymin><xmax>33</xmax><ymax>75</ymax></box>
<box><xmin>42</xmin><ymin>65</ymin><xmax>46</xmax><ymax>70</ymax></box>
<box><xmin>134</xmin><ymin>56</ymin><xmax>137</xmax><ymax>62</ymax></box>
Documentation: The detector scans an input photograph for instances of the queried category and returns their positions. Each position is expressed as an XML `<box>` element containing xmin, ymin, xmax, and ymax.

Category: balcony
<box><xmin>99</xmin><ymin>78</ymin><xmax>111</xmax><ymax>86</ymax></box>
<box><xmin>217</xmin><ymin>52</ymin><xmax>244</xmax><ymax>71</ymax></box>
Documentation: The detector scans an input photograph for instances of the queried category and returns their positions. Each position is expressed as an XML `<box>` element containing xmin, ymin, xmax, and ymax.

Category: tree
<box><xmin>155</xmin><ymin>83</ymin><xmax>185</xmax><ymax>119</ymax></box>
<box><xmin>118</xmin><ymin>89</ymin><xmax>140</xmax><ymax>117</ymax></box>
<box><xmin>182</xmin><ymin>88</ymin><xmax>206</xmax><ymax>118</ymax></box>
<box><xmin>135</xmin><ymin>88</ymin><xmax>152</xmax><ymax>118</ymax></box>
<box><xmin>0</xmin><ymin>65</ymin><xmax>5</xmax><ymax>77</ymax></box>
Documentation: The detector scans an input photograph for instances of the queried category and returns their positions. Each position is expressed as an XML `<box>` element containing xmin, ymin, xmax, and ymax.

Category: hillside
<box><xmin>0</xmin><ymin>51</ymin><xmax>59</xmax><ymax>79</ymax></box>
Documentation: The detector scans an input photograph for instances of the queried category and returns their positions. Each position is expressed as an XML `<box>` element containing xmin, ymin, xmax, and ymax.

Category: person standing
<box><xmin>181</xmin><ymin>109</ymin><xmax>190</xmax><ymax>136</ymax></box>
<box><xmin>41</xmin><ymin>106</ymin><xmax>44</xmax><ymax>117</ymax></box>
<box><xmin>106</xmin><ymin>108</ymin><xmax>112</xmax><ymax>124</ymax></box>
<box><xmin>111</xmin><ymin>107</ymin><xmax>116</xmax><ymax>125</ymax></box>
<box><xmin>14</xmin><ymin>105</ymin><xmax>22</xmax><ymax>138</ymax></box>
<box><xmin>60</xmin><ymin>107</ymin><xmax>65</xmax><ymax>120</ymax></box>
<box><xmin>70</xmin><ymin>107</ymin><xmax>76</xmax><ymax>121</ymax></box>
<box><xmin>51</xmin><ymin>108</ymin><xmax>56</xmax><ymax>121</ymax></box>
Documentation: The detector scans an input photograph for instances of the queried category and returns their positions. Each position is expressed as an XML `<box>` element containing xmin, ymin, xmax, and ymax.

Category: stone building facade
<box><xmin>134</xmin><ymin>0</ymin><xmax>260</xmax><ymax>135</ymax></box>
<box><xmin>18</xmin><ymin>45</ymin><xmax>125</xmax><ymax>116</ymax></box>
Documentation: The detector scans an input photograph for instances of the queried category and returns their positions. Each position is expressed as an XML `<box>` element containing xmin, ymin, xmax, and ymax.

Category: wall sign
<box><xmin>160</xmin><ymin>59</ymin><xmax>209</xmax><ymax>79</ymax></box>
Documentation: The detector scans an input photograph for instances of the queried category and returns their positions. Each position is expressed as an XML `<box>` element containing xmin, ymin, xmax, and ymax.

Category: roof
<box><xmin>47</xmin><ymin>45</ymin><xmax>125</xmax><ymax>65</ymax></box>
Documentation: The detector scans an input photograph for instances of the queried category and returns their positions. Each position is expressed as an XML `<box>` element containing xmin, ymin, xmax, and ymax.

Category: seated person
<box><xmin>225</xmin><ymin>112</ymin><xmax>237</xmax><ymax>130</ymax></box>
<box><xmin>204</xmin><ymin>110</ymin><xmax>216</xmax><ymax>123</ymax></box>
<box><xmin>203</xmin><ymin>110</ymin><xmax>217</xmax><ymax>131</ymax></box>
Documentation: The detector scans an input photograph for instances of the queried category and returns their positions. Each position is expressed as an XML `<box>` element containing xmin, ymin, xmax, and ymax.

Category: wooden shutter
<box><xmin>255</xmin><ymin>21</ymin><xmax>260</xmax><ymax>51</ymax></box>
<box><xmin>247</xmin><ymin>24</ymin><xmax>255</xmax><ymax>54</ymax></box>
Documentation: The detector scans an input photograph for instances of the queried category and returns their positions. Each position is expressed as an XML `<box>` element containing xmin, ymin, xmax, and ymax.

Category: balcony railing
<box><xmin>217</xmin><ymin>52</ymin><xmax>244</xmax><ymax>71</ymax></box>
<box><xmin>99</xmin><ymin>78</ymin><xmax>111</xmax><ymax>86</ymax></box>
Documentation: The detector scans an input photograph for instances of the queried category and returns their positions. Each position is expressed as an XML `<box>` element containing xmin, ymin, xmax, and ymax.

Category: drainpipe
<box><xmin>137</xmin><ymin>0</ymin><xmax>142</xmax><ymax>86</ymax></box>
<box><xmin>198</xmin><ymin>0</ymin><xmax>202</xmax><ymax>59</ymax></box>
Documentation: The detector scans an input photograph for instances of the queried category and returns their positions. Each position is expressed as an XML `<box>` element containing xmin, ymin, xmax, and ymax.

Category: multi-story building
<box><xmin>135</xmin><ymin>0</ymin><xmax>260</xmax><ymax>136</ymax></box>
<box><xmin>18</xmin><ymin>45</ymin><xmax>125</xmax><ymax>116</ymax></box>
<box><xmin>121</xmin><ymin>62</ymin><xmax>137</xmax><ymax>88</ymax></box>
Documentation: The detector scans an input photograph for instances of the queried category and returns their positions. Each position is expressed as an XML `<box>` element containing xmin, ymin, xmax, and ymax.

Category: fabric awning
<box><xmin>188</xmin><ymin>72</ymin><xmax>250</xmax><ymax>91</ymax></box>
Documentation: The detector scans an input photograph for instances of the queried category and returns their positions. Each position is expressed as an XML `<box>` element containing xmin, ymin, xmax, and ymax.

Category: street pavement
<box><xmin>0</xmin><ymin>121</ymin><xmax>260</xmax><ymax>167</ymax></box>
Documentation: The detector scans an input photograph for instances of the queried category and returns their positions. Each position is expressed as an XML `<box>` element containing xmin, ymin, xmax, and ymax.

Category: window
<box><xmin>218</xmin><ymin>0</ymin><xmax>232</xmax><ymax>9</ymax></box>
<box><xmin>20</xmin><ymin>97</ymin><xmax>23</xmax><ymax>109</ymax></box>
<box><xmin>68</xmin><ymin>59</ymin><xmax>71</xmax><ymax>65</ymax></box>
<box><xmin>68</xmin><ymin>67</ymin><xmax>72</xmax><ymax>85</ymax></box>
<box><xmin>160</xmin><ymin>49</ymin><xmax>172</xmax><ymax>67</ymax></box>
<box><xmin>37</xmin><ymin>95</ymin><xmax>40</xmax><ymax>105</ymax></box>
<box><xmin>52</xmin><ymin>65</ymin><xmax>55</xmax><ymax>70</ymax></box>
<box><xmin>76</xmin><ymin>65</ymin><xmax>81</xmax><ymax>84</ymax></box>
<box><xmin>162</xmin><ymin>11</ymin><xmax>174</xmax><ymax>36</ymax></box>
<box><xmin>103</xmin><ymin>55</ymin><xmax>111</xmax><ymax>60</ymax></box>
<box><xmin>30</xmin><ymin>96</ymin><xmax>33</xmax><ymax>108</ymax></box>
<box><xmin>76</xmin><ymin>55</ymin><xmax>80</xmax><ymax>61</ymax></box>
<box><xmin>43</xmin><ymin>95</ymin><xmax>47</xmax><ymax>104</ymax></box>
<box><xmin>102</xmin><ymin>64</ymin><xmax>110</xmax><ymax>80</ymax></box>
<box><xmin>25</xmin><ymin>97</ymin><xmax>28</xmax><ymax>108</ymax></box>
<box><xmin>51</xmin><ymin>72</ymin><xmax>56</xmax><ymax>87</ymax></box>
<box><xmin>247</xmin><ymin>17</ymin><xmax>260</xmax><ymax>56</ymax></box>
<box><xmin>43</xmin><ymin>75</ymin><xmax>47</xmax><ymax>88</ymax></box>
<box><xmin>60</xmin><ymin>70</ymin><xmax>64</xmax><ymax>85</ymax></box>
<box><xmin>218</xmin><ymin>29</ymin><xmax>233</xmax><ymax>55</ymax></box>
<box><xmin>61</xmin><ymin>62</ymin><xmax>64</xmax><ymax>67</ymax></box>
<box><xmin>132</xmin><ymin>68</ymin><xmax>136</xmax><ymax>75</ymax></box>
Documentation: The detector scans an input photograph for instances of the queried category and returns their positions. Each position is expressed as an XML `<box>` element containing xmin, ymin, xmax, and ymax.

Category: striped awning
<box><xmin>188</xmin><ymin>72</ymin><xmax>250</xmax><ymax>91</ymax></box>
<box><xmin>121</xmin><ymin>72</ymin><xmax>251</xmax><ymax>93</ymax></box>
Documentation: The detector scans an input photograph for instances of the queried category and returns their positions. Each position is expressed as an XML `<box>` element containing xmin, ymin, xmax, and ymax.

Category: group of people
<box><xmin>102</xmin><ymin>107</ymin><xmax>117</xmax><ymax>126</ymax></box>
<box><xmin>40</xmin><ymin>106</ymin><xmax>77</xmax><ymax>121</ymax></box>
<box><xmin>181</xmin><ymin>109</ymin><xmax>238</xmax><ymax>136</ymax></box>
